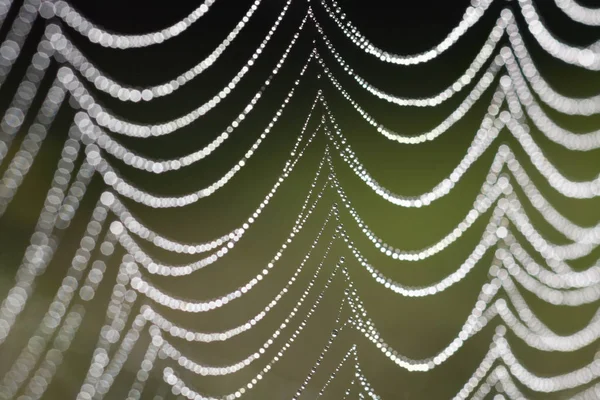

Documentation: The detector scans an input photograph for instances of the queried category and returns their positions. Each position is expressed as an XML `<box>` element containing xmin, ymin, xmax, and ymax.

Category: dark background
<box><xmin>0</xmin><ymin>0</ymin><xmax>600</xmax><ymax>398</ymax></box>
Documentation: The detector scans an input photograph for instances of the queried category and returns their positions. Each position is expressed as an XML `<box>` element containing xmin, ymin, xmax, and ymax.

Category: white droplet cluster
<box><xmin>344</xmin><ymin>251</ymin><xmax>600</xmax><ymax>374</ymax></box>
<box><xmin>517</xmin><ymin>2</ymin><xmax>600</xmax><ymax>70</ymax></box>
<box><xmin>501</xmin><ymin>251</ymin><xmax>600</xmax><ymax>307</ymax></box>
<box><xmin>331</xmin><ymin>150</ymin><xmax>599</xmax><ymax>264</ymax></box>
<box><xmin>0</xmin><ymin>38</ymin><xmax>52</xmax><ymax>162</ymax></box>
<box><xmin>494</xmin><ymin>265</ymin><xmax>600</xmax><ymax>350</ymax></box>
<box><xmin>312</xmin><ymin>10</ymin><xmax>505</xmax><ymax>107</ymax></box>
<box><xmin>331</xmin><ymin>164</ymin><xmax>504</xmax><ymax>261</ymax></box>
<box><xmin>339</xmin><ymin>377</ymin><xmax>356</xmax><ymax>400</ymax></box>
<box><xmin>506</xmin><ymin>17</ymin><xmax>600</xmax><ymax>116</ymax></box>
<box><xmin>316</xmin><ymin>13</ymin><xmax>600</xmax><ymax>153</ymax></box>
<box><xmin>337</xmin><ymin>190</ymin><xmax>599</xmax><ymax>299</ymax></box>
<box><xmin>496</xmin><ymin>335</ymin><xmax>600</xmax><ymax>392</ymax></box>
<box><xmin>89</xmin><ymin>314</ymin><xmax>148</xmax><ymax>400</ymax></box>
<box><xmin>452</xmin><ymin>335</ymin><xmax>501</xmax><ymax>400</ymax></box>
<box><xmin>320</xmin><ymin>0</ymin><xmax>600</xmax><ymax>74</ymax></box>
<box><xmin>144</xmin><ymin>225</ymin><xmax>338</xmax><ymax>343</ymax></box>
<box><xmin>17</xmin><ymin>305</ymin><xmax>86</xmax><ymax>400</ymax></box>
<box><xmin>502</xmin><ymin>233</ymin><xmax>600</xmax><ymax>289</ymax></box>
<box><xmin>316</xmin><ymin>51</ymin><xmax>502</xmax><ymax>144</ymax></box>
<box><xmin>125</xmin><ymin>331</ymin><xmax>160</xmax><ymax>400</ymax></box>
<box><xmin>323</xmin><ymin>81</ymin><xmax>600</xmax><ymax>204</ymax></box>
<box><xmin>345</xmin><ymin>271</ymin><xmax>496</xmax><ymax>372</ymax></box>
<box><xmin>102</xmin><ymin>103</ymin><xmax>323</xmax><ymax>260</ymax></box>
<box><xmin>316</xmin><ymin>3</ymin><xmax>600</xmax><ymax>122</ymax></box>
<box><xmin>108</xmin><ymin>144</ymin><xmax>328</xmax><ymax>282</ymax></box>
<box><xmin>321</xmin><ymin>92</ymin><xmax>507</xmax><ymax>206</ymax></box>
<box><xmin>354</xmin><ymin>352</ymin><xmax>380</xmax><ymax>399</ymax></box>
<box><xmin>0</xmin><ymin>158</ymin><xmax>96</xmax><ymax>346</ymax></box>
<box><xmin>162</xmin><ymin>284</ymin><xmax>347</xmax><ymax>400</ymax></box>
<box><xmin>502</xmin><ymin>52</ymin><xmax>600</xmax><ymax>150</ymax></box>
<box><xmin>0</xmin><ymin>0</ymin><xmax>39</xmax><ymax>87</ymax></box>
<box><xmin>336</xmin><ymin>205</ymin><xmax>501</xmax><ymax>296</ymax></box>
<box><xmin>505</xmin><ymin>108</ymin><xmax>600</xmax><ymax>199</ymax></box>
<box><xmin>0</xmin><ymin>207</ymin><xmax>112</xmax><ymax>398</ymax></box>
<box><xmin>315</xmin><ymin>345</ymin><xmax>356</xmax><ymax>398</ymax></box>
<box><xmin>74</xmin><ymin>257</ymin><xmax>138</xmax><ymax>400</ymax></box>
<box><xmin>292</xmin><ymin>309</ymin><xmax>347</xmax><ymax>400</ymax></box>
<box><xmin>0</xmin><ymin>80</ymin><xmax>66</xmax><ymax>217</ymax></box>
<box><xmin>157</xmin><ymin>259</ymin><xmax>342</xmax><ymax>377</ymax></box>
<box><xmin>50</xmin><ymin>0</ymin><xmax>293</xmax><ymax>102</ymax></box>
<box><xmin>126</xmin><ymin>196</ymin><xmax>334</xmax><ymax>308</ymax></box>
<box><xmin>48</xmin><ymin>0</ymin><xmax>219</xmax><ymax>48</ymax></box>
<box><xmin>570</xmin><ymin>380</ymin><xmax>600</xmax><ymax>400</ymax></box>
<box><xmin>554</xmin><ymin>0</ymin><xmax>600</xmax><ymax>26</ymax></box>
<box><xmin>317</xmin><ymin>0</ymin><xmax>494</xmax><ymax>65</ymax></box>
<box><xmin>76</xmin><ymin>59</ymin><xmax>318</xmax><ymax>178</ymax></box>
<box><xmin>0</xmin><ymin>0</ymin><xmax>15</xmax><ymax>29</ymax></box>
<box><xmin>57</xmin><ymin>9</ymin><xmax>305</xmax><ymax>137</ymax></box>
<box><xmin>468</xmin><ymin>366</ymin><xmax>524</xmax><ymax>400</ymax></box>
<box><xmin>85</xmin><ymin>68</ymin><xmax>318</xmax><ymax>210</ymax></box>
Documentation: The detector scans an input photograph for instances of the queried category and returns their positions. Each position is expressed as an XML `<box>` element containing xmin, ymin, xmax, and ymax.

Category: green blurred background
<box><xmin>0</xmin><ymin>0</ymin><xmax>599</xmax><ymax>398</ymax></box>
